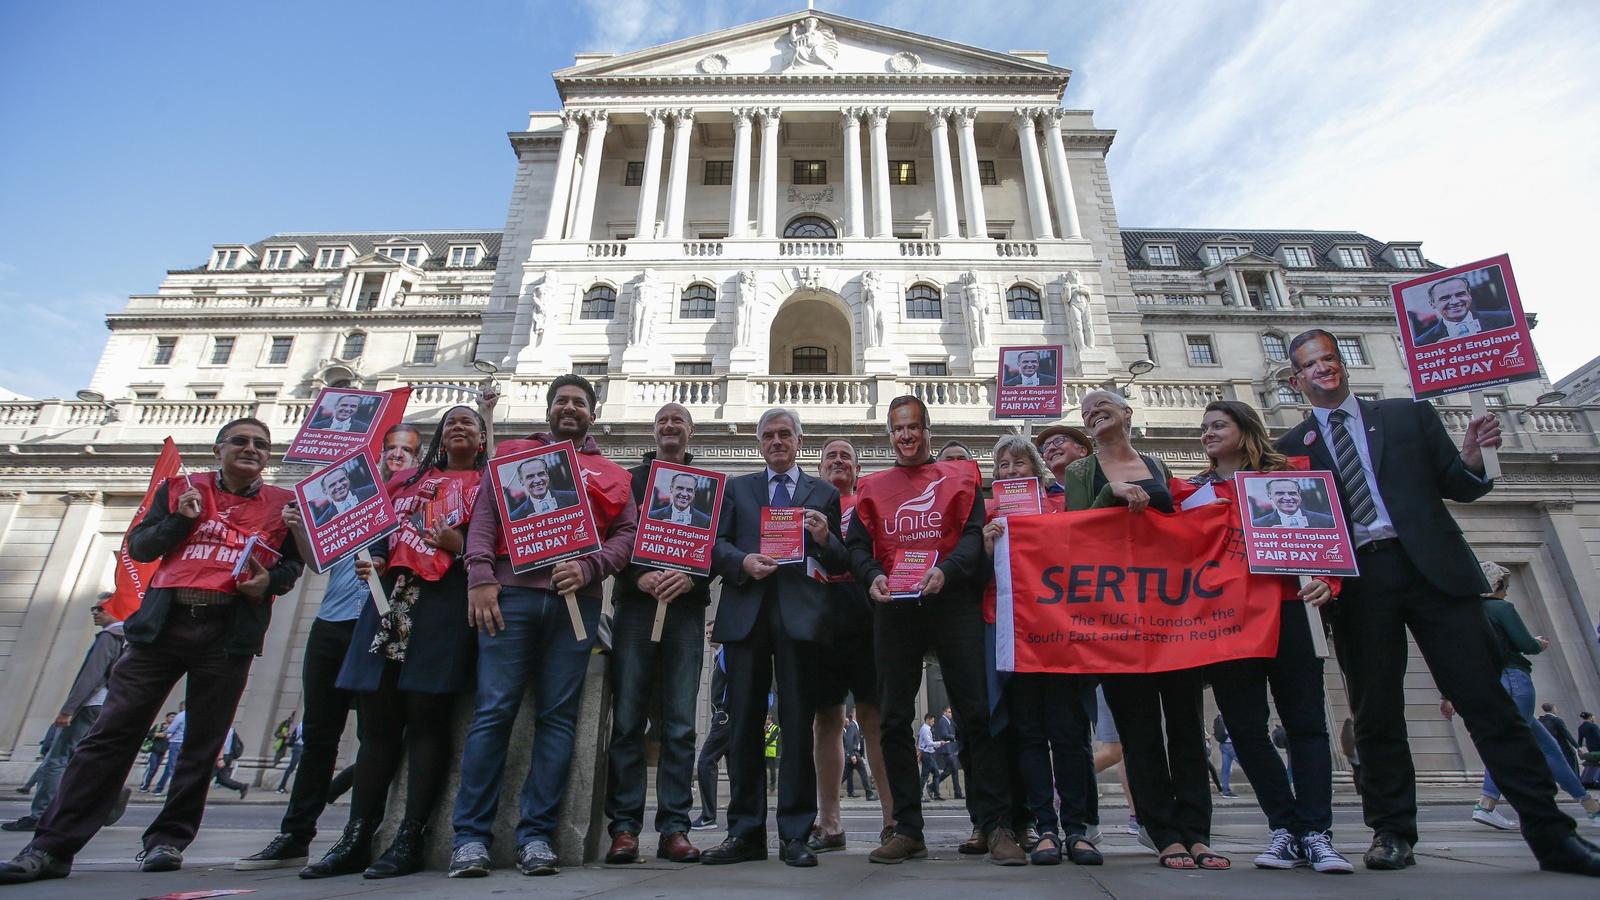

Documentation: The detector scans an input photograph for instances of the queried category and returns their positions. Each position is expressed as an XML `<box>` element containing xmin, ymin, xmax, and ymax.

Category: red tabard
<box><xmin>852</xmin><ymin>460</ymin><xmax>981</xmax><ymax>576</ymax></box>
<box><xmin>383</xmin><ymin>467</ymin><xmax>483</xmax><ymax>582</ymax></box>
<box><xmin>492</xmin><ymin>437</ymin><xmax>632</xmax><ymax>558</ymax></box>
<box><xmin>149</xmin><ymin>472</ymin><xmax>293</xmax><ymax>595</ymax></box>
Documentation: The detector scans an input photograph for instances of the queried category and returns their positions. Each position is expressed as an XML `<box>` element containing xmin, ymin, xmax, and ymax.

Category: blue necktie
<box><xmin>770</xmin><ymin>472</ymin><xmax>792</xmax><ymax>507</ymax></box>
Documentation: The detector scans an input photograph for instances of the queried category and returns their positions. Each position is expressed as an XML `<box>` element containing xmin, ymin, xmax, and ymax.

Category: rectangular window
<box><xmin>1484</xmin><ymin>393</ymin><xmax>1506</xmax><ymax>408</ymax></box>
<box><xmin>1203</xmin><ymin>245</ymin><xmax>1249</xmax><ymax>266</ymax></box>
<box><xmin>1282</xmin><ymin>246</ymin><xmax>1314</xmax><ymax>267</ymax></box>
<box><xmin>266</xmin><ymin>336</ymin><xmax>293</xmax><ymax>365</ymax></box>
<box><xmin>341</xmin><ymin>332</ymin><xmax>365</xmax><ymax>359</ymax></box>
<box><xmin>624</xmin><ymin>161</ymin><xmax>644</xmax><ymax>186</ymax></box>
<box><xmin>253</xmin><ymin>388</ymin><xmax>278</xmax><ymax>401</ymax></box>
<box><xmin>193</xmin><ymin>390</ymin><xmax>218</xmax><ymax>401</ymax></box>
<box><xmin>1260</xmin><ymin>333</ymin><xmax>1288</xmax><ymax>362</ymax></box>
<box><xmin>909</xmin><ymin>362</ymin><xmax>948</xmax><ymax>377</ymax></box>
<box><xmin>214</xmin><ymin>249</ymin><xmax>240</xmax><ymax>270</ymax></box>
<box><xmin>1336</xmin><ymin>246</ymin><xmax>1368</xmax><ymax>267</ymax></box>
<box><xmin>1393</xmin><ymin>247</ymin><xmax>1423</xmax><ymax>268</ymax></box>
<box><xmin>792</xmin><ymin>160</ymin><xmax>827</xmax><ymax>185</ymax></box>
<box><xmin>151</xmin><ymin>336</ymin><xmax>177</xmax><ymax>366</ymax></box>
<box><xmin>987</xmin><ymin>231</ymin><xmax>1008</xmax><ymax>240</ymax></box>
<box><xmin>381</xmin><ymin>246</ymin><xmax>420</xmax><ymax>265</ymax></box>
<box><xmin>263</xmin><ymin>249</ymin><xmax>293</xmax><ymax>269</ymax></box>
<box><xmin>1141</xmin><ymin>334</ymin><xmax>1156</xmax><ymax>362</ymax></box>
<box><xmin>703</xmin><ymin>160</ymin><xmax>733</xmax><ymax>185</ymax></box>
<box><xmin>209</xmin><ymin>336</ymin><xmax>235</xmax><ymax>365</ymax></box>
<box><xmin>890</xmin><ymin>160</ymin><xmax>916</xmax><ymax>185</ymax></box>
<box><xmin>412</xmin><ymin>334</ymin><xmax>439</xmax><ymax>365</ymax></box>
<box><xmin>134</xmin><ymin>390</ymin><xmax>160</xmax><ymax>401</ymax></box>
<box><xmin>1146</xmin><ymin>244</ymin><xmax>1179</xmax><ymax>266</ymax></box>
<box><xmin>448</xmin><ymin>246</ymin><xmax>478</xmax><ymax>267</ymax></box>
<box><xmin>675</xmin><ymin>361</ymin><xmax>713</xmax><ymax>376</ymax></box>
<box><xmin>1336</xmin><ymin>336</ymin><xmax>1368</xmax><ymax>366</ymax></box>
<box><xmin>978</xmin><ymin>160</ymin><xmax>998</xmax><ymax>185</ymax></box>
<box><xmin>315</xmin><ymin>247</ymin><xmax>346</xmax><ymax>268</ymax></box>
<box><xmin>572</xmin><ymin>362</ymin><xmax>608</xmax><ymax>376</ymax></box>
<box><xmin>1186</xmin><ymin>335</ymin><xmax>1217</xmax><ymax>366</ymax></box>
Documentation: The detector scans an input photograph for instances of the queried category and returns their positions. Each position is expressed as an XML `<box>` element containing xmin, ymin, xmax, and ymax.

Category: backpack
<box><xmin>228</xmin><ymin>731</ymin><xmax>244</xmax><ymax>760</ymax></box>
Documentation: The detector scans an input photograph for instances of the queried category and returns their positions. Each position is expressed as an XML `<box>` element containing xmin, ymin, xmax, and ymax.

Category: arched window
<box><xmin>783</xmin><ymin>215</ymin><xmax>837</xmax><ymax>239</ymax></box>
<box><xmin>580</xmin><ymin>284</ymin><xmax>616</xmax><ymax>320</ymax></box>
<box><xmin>679</xmin><ymin>283</ymin><xmax>716</xmax><ymax>319</ymax></box>
<box><xmin>1275</xmin><ymin>383</ymin><xmax>1303</xmax><ymax>406</ymax></box>
<box><xmin>340</xmin><ymin>331</ymin><xmax>366</xmax><ymax>359</ymax></box>
<box><xmin>791</xmin><ymin>346</ymin><xmax>829</xmax><ymax>374</ymax></box>
<box><xmin>1006</xmin><ymin>284</ymin><xmax>1043</xmax><ymax>320</ymax></box>
<box><xmin>1260</xmin><ymin>332</ymin><xmax>1288</xmax><ymax>362</ymax></box>
<box><xmin>905</xmin><ymin>283</ymin><xmax>942</xmax><ymax>319</ymax></box>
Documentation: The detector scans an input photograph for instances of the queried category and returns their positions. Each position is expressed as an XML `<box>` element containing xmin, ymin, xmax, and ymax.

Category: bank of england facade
<box><xmin>2</xmin><ymin>10</ymin><xmax>1597</xmax><ymax>785</ymax></box>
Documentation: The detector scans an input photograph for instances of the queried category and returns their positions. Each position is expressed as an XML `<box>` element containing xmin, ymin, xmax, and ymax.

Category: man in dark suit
<box><xmin>701</xmin><ymin>408</ymin><xmax>848</xmax><ymax>868</ymax></box>
<box><xmin>1275</xmin><ymin>329</ymin><xmax>1598</xmax><ymax>876</ymax></box>
<box><xmin>1540</xmin><ymin>703</ymin><xmax>1582</xmax><ymax>777</ymax></box>
<box><xmin>505</xmin><ymin>456</ymin><xmax>577</xmax><ymax>520</ymax></box>
<box><xmin>648</xmin><ymin>471</ymin><xmax>713</xmax><ymax>529</ymax></box>
<box><xmin>307</xmin><ymin>394</ymin><xmax>375</xmax><ymax>433</ymax></box>
<box><xmin>1413</xmin><ymin>276</ymin><xmax>1516</xmax><ymax>346</ymax></box>
<box><xmin>934</xmin><ymin>707</ymin><xmax>962</xmax><ymax>800</ymax></box>
<box><xmin>1001</xmin><ymin>350</ymin><xmax>1056</xmax><ymax>387</ymax></box>
<box><xmin>1251</xmin><ymin>478</ymin><xmax>1336</xmax><ymax>528</ymax></box>
<box><xmin>310</xmin><ymin>468</ymin><xmax>373</xmax><ymax>527</ymax></box>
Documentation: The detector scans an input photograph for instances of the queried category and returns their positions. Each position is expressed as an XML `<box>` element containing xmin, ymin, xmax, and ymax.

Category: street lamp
<box><xmin>1517</xmin><ymin>389</ymin><xmax>1568</xmax><ymax>423</ymax></box>
<box><xmin>75</xmin><ymin>389</ymin><xmax>118</xmax><ymax>452</ymax></box>
<box><xmin>1120</xmin><ymin>359</ymin><xmax>1156</xmax><ymax>396</ymax></box>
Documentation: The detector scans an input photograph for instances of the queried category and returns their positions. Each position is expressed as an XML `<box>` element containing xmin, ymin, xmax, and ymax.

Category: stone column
<box><xmin>729</xmin><ymin>108</ymin><xmax>754</xmax><ymax>238</ymax></box>
<box><xmin>1040</xmin><ymin>108</ymin><xmax>1082</xmax><ymax>239</ymax></box>
<box><xmin>569</xmin><ymin>109</ymin><xmax>609</xmax><ymax>242</ymax></box>
<box><xmin>634</xmin><ymin>109</ymin><xmax>667</xmax><ymax>240</ymax></box>
<box><xmin>954</xmin><ymin>107</ymin><xmax>988</xmax><ymax>239</ymax></box>
<box><xmin>840</xmin><ymin>108</ymin><xmax>866</xmax><ymax>238</ymax></box>
<box><xmin>542</xmin><ymin>111</ymin><xmax>582</xmax><ymax>241</ymax></box>
<box><xmin>663</xmin><ymin>109</ymin><xmax>694</xmax><ymax>240</ymax></box>
<box><xmin>1270</xmin><ymin>269</ymin><xmax>1293</xmax><ymax>307</ymax></box>
<box><xmin>926</xmin><ymin>108</ymin><xmax>960</xmax><ymax>240</ymax></box>
<box><xmin>867</xmin><ymin>107</ymin><xmax>893</xmax><ymax>237</ymax></box>
<box><xmin>756</xmin><ymin>108</ymin><xmax>781</xmax><ymax>238</ymax></box>
<box><xmin>1012</xmin><ymin>108</ymin><xmax>1055</xmax><ymax>240</ymax></box>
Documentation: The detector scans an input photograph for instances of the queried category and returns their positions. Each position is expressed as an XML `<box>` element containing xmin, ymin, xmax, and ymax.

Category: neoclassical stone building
<box><xmin>2</xmin><ymin>10</ymin><xmax>1597</xmax><ymax>787</ymax></box>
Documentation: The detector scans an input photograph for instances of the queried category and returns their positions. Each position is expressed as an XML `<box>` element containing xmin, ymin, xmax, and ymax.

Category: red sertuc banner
<box><xmin>994</xmin><ymin>503</ymin><xmax>1282</xmax><ymax>674</ymax></box>
<box><xmin>104</xmin><ymin>437</ymin><xmax>183</xmax><ymax>620</ymax></box>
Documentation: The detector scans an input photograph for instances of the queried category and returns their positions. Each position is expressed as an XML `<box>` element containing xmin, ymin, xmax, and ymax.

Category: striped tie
<box><xmin>1329</xmin><ymin>410</ymin><xmax>1377</xmax><ymax>526</ymax></box>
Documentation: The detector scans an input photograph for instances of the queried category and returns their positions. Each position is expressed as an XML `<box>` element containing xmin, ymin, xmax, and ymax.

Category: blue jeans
<box><xmin>1482</xmin><ymin>668</ymin><xmax>1589</xmax><ymax>802</ymax></box>
<box><xmin>452</xmin><ymin>586</ymin><xmax>599</xmax><ymax>849</ymax></box>
<box><xmin>1219</xmin><ymin>741</ymin><xmax>1237</xmax><ymax>793</ymax></box>
<box><xmin>139</xmin><ymin>749</ymin><xmax>165</xmax><ymax>790</ymax></box>
<box><xmin>152</xmin><ymin>744</ymin><xmax>182</xmax><ymax>793</ymax></box>
<box><xmin>29</xmin><ymin>706</ymin><xmax>101</xmax><ymax>818</ymax></box>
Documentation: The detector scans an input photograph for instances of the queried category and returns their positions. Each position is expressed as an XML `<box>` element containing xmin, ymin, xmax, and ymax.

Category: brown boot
<box><xmin>868</xmin><ymin>832</ymin><xmax>928</xmax><ymax>864</ymax></box>
<box><xmin>958</xmin><ymin>826</ymin><xmax>988</xmax><ymax>855</ymax></box>
<box><xmin>605</xmin><ymin>831</ymin><xmax>639</xmax><ymax>865</ymax></box>
<box><xmin>987</xmin><ymin>827</ymin><xmax>1027</xmax><ymax>866</ymax></box>
<box><xmin>656</xmin><ymin>832</ymin><xmax>701</xmax><ymax>863</ymax></box>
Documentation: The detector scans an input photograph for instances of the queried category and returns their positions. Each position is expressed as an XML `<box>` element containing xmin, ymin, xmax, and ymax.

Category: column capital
<box><xmin>924</xmin><ymin>107</ymin><xmax>951</xmax><ymax>131</ymax></box>
<box><xmin>670</xmin><ymin>108</ymin><xmax>695</xmax><ymax>127</ymax></box>
<box><xmin>1039</xmin><ymin>107</ymin><xmax>1067</xmax><ymax>127</ymax></box>
<box><xmin>839</xmin><ymin>107</ymin><xmax>862</xmax><ymax>128</ymax></box>
<box><xmin>866</xmin><ymin>106</ymin><xmax>891</xmax><ymax>127</ymax></box>
<box><xmin>558</xmin><ymin>109</ymin><xmax>582</xmax><ymax>128</ymax></box>
<box><xmin>757</xmin><ymin>107</ymin><xmax>782</xmax><ymax>125</ymax></box>
<box><xmin>953</xmin><ymin>107</ymin><xmax>979</xmax><ymax>128</ymax></box>
<box><xmin>643</xmin><ymin>108</ymin><xmax>671</xmax><ymax>124</ymax></box>
<box><xmin>730</xmin><ymin>107</ymin><xmax>756</xmax><ymax>124</ymax></box>
<box><xmin>66</xmin><ymin>490</ymin><xmax>104</xmax><ymax>506</ymax></box>
<box><xmin>580</xmin><ymin>108</ymin><xmax>609</xmax><ymax>126</ymax></box>
<box><xmin>1012</xmin><ymin>107</ymin><xmax>1040</xmax><ymax>130</ymax></box>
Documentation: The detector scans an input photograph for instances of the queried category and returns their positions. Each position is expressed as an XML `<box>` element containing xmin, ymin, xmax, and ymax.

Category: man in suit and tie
<box><xmin>934</xmin><ymin>707</ymin><xmax>963</xmax><ymax>800</ymax></box>
<box><xmin>1413</xmin><ymin>276</ymin><xmax>1516</xmax><ymax>346</ymax></box>
<box><xmin>1002</xmin><ymin>350</ymin><xmax>1056</xmax><ymax>387</ymax></box>
<box><xmin>648</xmin><ymin>472</ymin><xmax>713</xmax><ymax>529</ymax></box>
<box><xmin>1275</xmin><ymin>328</ymin><xmax>1598</xmax><ymax>876</ymax></box>
<box><xmin>308</xmin><ymin>394</ymin><xmax>374</xmax><ymax>433</ymax></box>
<box><xmin>1252</xmin><ymin>478</ymin><xmax>1336</xmax><ymax>528</ymax></box>
<box><xmin>505</xmin><ymin>456</ymin><xmax>577</xmax><ymax>520</ymax></box>
<box><xmin>701</xmin><ymin>408</ymin><xmax>848</xmax><ymax>868</ymax></box>
<box><xmin>310</xmin><ymin>468</ymin><xmax>371</xmax><ymax>527</ymax></box>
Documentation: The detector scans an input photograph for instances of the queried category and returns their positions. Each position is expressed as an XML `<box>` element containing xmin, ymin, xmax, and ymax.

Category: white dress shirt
<box><xmin>1018</xmin><ymin>374</ymin><xmax>1040</xmax><ymax>386</ymax></box>
<box><xmin>1449</xmin><ymin>314</ymin><xmax>1483</xmax><ymax>337</ymax></box>
<box><xmin>765</xmin><ymin>465</ymin><xmax>802</xmax><ymax>505</ymax></box>
<box><xmin>331</xmin><ymin>494</ymin><xmax>359</xmax><ymax>515</ymax></box>
<box><xmin>531</xmin><ymin>494</ymin><xmax>559</xmax><ymax>514</ymax></box>
<box><xmin>1277</xmin><ymin>511</ymin><xmax>1308</xmax><ymax>527</ymax></box>
<box><xmin>670</xmin><ymin>506</ymin><xmax>694</xmax><ymax>525</ymax></box>
<box><xmin>1310</xmin><ymin>394</ymin><xmax>1397</xmax><ymax>546</ymax></box>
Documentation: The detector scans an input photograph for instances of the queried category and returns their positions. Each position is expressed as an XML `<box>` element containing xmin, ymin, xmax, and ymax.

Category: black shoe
<box><xmin>806</xmin><ymin>827</ymin><xmax>846</xmax><ymax>853</ymax></box>
<box><xmin>235</xmin><ymin>833</ymin><xmax>311</xmax><ymax>871</ymax></box>
<box><xmin>780</xmin><ymin>838</ymin><xmax>818</xmax><ymax>868</ymax></box>
<box><xmin>299</xmin><ymin>818</ymin><xmax>377</xmax><ymax>878</ymax></box>
<box><xmin>1362</xmin><ymin>832</ymin><xmax>1415</xmax><ymax>870</ymax></box>
<box><xmin>690</xmin><ymin>815</ymin><xmax>718</xmax><ymax>831</ymax></box>
<box><xmin>865</xmin><ymin>792</ymin><xmax>877</xmax><ymax>801</ymax></box>
<box><xmin>139</xmin><ymin>845</ymin><xmax>183</xmax><ymax>872</ymax></box>
<box><xmin>238</xmin><ymin>785</ymin><xmax>249</xmax><ymax>800</ymax></box>
<box><xmin>365</xmin><ymin>819</ymin><xmax>427</xmax><ymax>879</ymax></box>
<box><xmin>1537</xmin><ymin>834</ymin><xmax>1600</xmax><ymax>877</ymax></box>
<box><xmin>700</xmin><ymin>834</ymin><xmax>768</xmax><ymax>865</ymax></box>
<box><xmin>0</xmin><ymin>847</ymin><xmax>70</xmax><ymax>884</ymax></box>
<box><xmin>106</xmin><ymin>787</ymin><xmax>132</xmax><ymax>827</ymax></box>
<box><xmin>0</xmin><ymin>816</ymin><xmax>38</xmax><ymax>832</ymax></box>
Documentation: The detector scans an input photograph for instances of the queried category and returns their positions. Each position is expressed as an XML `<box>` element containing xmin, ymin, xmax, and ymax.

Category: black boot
<box><xmin>364</xmin><ymin>819</ymin><xmax>426</xmax><ymax>879</ymax></box>
<box><xmin>299</xmin><ymin>818</ymin><xmax>377</xmax><ymax>879</ymax></box>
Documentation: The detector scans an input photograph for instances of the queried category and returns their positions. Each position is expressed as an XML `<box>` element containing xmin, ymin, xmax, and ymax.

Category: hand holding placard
<box><xmin>1466</xmin><ymin>393</ymin><xmax>1503</xmax><ymax>479</ymax></box>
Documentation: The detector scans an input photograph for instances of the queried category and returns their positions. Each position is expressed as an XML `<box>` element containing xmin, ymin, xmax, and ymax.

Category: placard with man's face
<box><xmin>995</xmin><ymin>344</ymin><xmax>1065</xmax><ymax>418</ymax></box>
<box><xmin>293</xmin><ymin>449</ymin><xmax>400</xmax><ymax>572</ymax></box>
<box><xmin>632</xmin><ymin>460</ymin><xmax>726</xmax><ymax>574</ymax></box>
<box><xmin>1235</xmin><ymin>470</ymin><xmax>1357</xmax><ymax>577</ymax></box>
<box><xmin>485</xmin><ymin>441</ymin><xmax>601</xmax><ymax>573</ymax></box>
<box><xmin>284</xmin><ymin>386</ymin><xmax>410</xmax><ymax>466</ymax></box>
<box><xmin>1390</xmin><ymin>253</ymin><xmax>1539</xmax><ymax>399</ymax></box>
<box><xmin>497</xmin><ymin>450</ymin><xmax>580</xmax><ymax>522</ymax></box>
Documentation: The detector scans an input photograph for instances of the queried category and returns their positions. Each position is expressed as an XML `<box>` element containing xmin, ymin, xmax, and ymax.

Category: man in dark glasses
<box><xmin>1</xmin><ymin>418</ymin><xmax>304</xmax><ymax>884</ymax></box>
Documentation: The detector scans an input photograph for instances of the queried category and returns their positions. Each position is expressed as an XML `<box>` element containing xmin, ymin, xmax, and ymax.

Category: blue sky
<box><xmin>3</xmin><ymin>0</ymin><xmax>1597</xmax><ymax>399</ymax></box>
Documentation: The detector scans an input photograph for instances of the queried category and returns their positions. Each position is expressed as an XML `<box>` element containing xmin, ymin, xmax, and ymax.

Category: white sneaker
<box><xmin>1471</xmin><ymin>803</ymin><xmax>1517</xmax><ymax>830</ymax></box>
<box><xmin>1253</xmin><ymin>828</ymin><xmax>1306</xmax><ymax>869</ymax></box>
<box><xmin>1300</xmin><ymin>831</ymin><xmax>1354</xmax><ymax>874</ymax></box>
<box><xmin>1585</xmin><ymin>809</ymin><xmax>1600</xmax><ymax>828</ymax></box>
<box><xmin>1084</xmin><ymin>824</ymin><xmax>1103</xmax><ymax>846</ymax></box>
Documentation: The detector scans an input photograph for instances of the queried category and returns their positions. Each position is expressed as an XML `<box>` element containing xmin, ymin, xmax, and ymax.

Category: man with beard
<box><xmin>604</xmin><ymin>403</ymin><xmax>710</xmax><ymax>865</ymax></box>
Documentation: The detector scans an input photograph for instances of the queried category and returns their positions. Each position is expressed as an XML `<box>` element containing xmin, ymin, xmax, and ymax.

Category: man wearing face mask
<box><xmin>2</xmin><ymin>419</ymin><xmax>303</xmax><ymax>883</ymax></box>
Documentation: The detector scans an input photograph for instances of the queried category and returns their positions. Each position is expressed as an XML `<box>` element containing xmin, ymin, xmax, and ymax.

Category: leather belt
<box><xmin>172</xmin><ymin>588</ymin><xmax>235</xmax><ymax>611</ymax></box>
<box><xmin>1357</xmin><ymin>538</ymin><xmax>1401</xmax><ymax>555</ymax></box>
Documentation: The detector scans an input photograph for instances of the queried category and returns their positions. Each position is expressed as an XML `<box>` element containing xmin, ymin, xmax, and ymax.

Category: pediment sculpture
<box><xmin>785</xmin><ymin>17</ymin><xmax>839</xmax><ymax>71</ymax></box>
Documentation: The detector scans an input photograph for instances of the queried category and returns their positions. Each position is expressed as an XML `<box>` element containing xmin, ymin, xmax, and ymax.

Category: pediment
<box><xmin>557</xmin><ymin>10</ymin><xmax>1068</xmax><ymax>80</ymax></box>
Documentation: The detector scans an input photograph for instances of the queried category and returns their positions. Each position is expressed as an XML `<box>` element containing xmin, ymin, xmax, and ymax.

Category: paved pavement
<box><xmin>1</xmin><ymin>789</ymin><xmax>1596</xmax><ymax>897</ymax></box>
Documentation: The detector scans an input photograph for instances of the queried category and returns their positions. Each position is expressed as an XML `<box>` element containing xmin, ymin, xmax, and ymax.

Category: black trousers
<box><xmin>695</xmin><ymin>714</ymin><xmax>731</xmax><ymax>820</ymax></box>
<box><xmin>1210</xmin><ymin>598</ymin><xmax>1333</xmax><ymax>834</ymax></box>
<box><xmin>723</xmin><ymin>592</ymin><xmax>819</xmax><ymax>843</ymax></box>
<box><xmin>843</xmin><ymin>754</ymin><xmax>871</xmax><ymax>795</ymax></box>
<box><xmin>939</xmin><ymin>750</ymin><xmax>963</xmax><ymax>797</ymax></box>
<box><xmin>1008</xmin><ymin>673</ymin><xmax>1096</xmax><ymax>839</ymax></box>
<box><xmin>347</xmin><ymin>661</ymin><xmax>456</xmax><ymax>824</ymax></box>
<box><xmin>875</xmin><ymin>596</ymin><xmax>1006</xmax><ymax>840</ymax></box>
<box><xmin>1332</xmin><ymin>543</ymin><xmax>1573</xmax><ymax>852</ymax></box>
<box><xmin>280</xmin><ymin>616</ymin><xmax>361</xmax><ymax>842</ymax></box>
<box><xmin>1101</xmin><ymin>670</ymin><xmax>1210</xmax><ymax>850</ymax></box>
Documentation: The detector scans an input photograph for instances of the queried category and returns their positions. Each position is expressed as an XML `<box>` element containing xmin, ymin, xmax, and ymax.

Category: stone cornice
<box><xmin>559</xmin><ymin>73</ymin><xmax>1068</xmax><ymax>91</ymax></box>
<box><xmin>1133</xmin><ymin>308</ymin><xmax>1397</xmax><ymax>324</ymax></box>
<box><xmin>106</xmin><ymin>309</ymin><xmax>485</xmax><ymax>328</ymax></box>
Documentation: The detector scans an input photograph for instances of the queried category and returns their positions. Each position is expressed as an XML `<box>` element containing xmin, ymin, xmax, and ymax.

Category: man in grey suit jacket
<box><xmin>700</xmin><ymin>408</ymin><xmax>848</xmax><ymax>869</ymax></box>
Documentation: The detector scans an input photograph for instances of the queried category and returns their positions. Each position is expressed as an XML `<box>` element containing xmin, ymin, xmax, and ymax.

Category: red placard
<box><xmin>1390</xmin><ymin>254</ymin><xmax>1540</xmax><ymax>399</ymax></box>
<box><xmin>887</xmin><ymin>549</ymin><xmax>938</xmax><ymax>599</ymax></box>
<box><xmin>487</xmin><ymin>441</ymin><xmax>601</xmax><ymax>573</ymax></box>
<box><xmin>991</xmin><ymin>477</ymin><xmax>1044</xmax><ymax>517</ymax></box>
<box><xmin>284</xmin><ymin>387</ymin><xmax>412</xmax><ymax>465</ymax></box>
<box><xmin>995</xmin><ymin>345</ymin><xmax>1064</xmax><ymax>418</ymax></box>
<box><xmin>294</xmin><ymin>449</ymin><xmax>401</xmax><ymax>573</ymax></box>
<box><xmin>759</xmin><ymin>507</ymin><xmax>806</xmax><ymax>564</ymax></box>
<box><xmin>1234</xmin><ymin>471</ymin><xmax>1359</xmax><ymax>577</ymax></box>
<box><xmin>631</xmin><ymin>460</ymin><xmax>725</xmax><ymax>575</ymax></box>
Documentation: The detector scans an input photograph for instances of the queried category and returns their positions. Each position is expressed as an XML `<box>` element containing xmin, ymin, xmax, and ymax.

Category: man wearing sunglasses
<box><xmin>2</xmin><ymin>418</ymin><xmax>304</xmax><ymax>884</ymax></box>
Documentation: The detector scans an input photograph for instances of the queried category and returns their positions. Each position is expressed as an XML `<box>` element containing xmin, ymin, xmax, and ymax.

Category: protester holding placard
<box><xmin>1</xmin><ymin>418</ymin><xmax>303</xmax><ymax>884</ymax></box>
<box><xmin>451</xmin><ymin>374</ymin><xmax>636</xmax><ymax>879</ymax></box>
<box><xmin>847</xmin><ymin>396</ymin><xmax>1021</xmax><ymax>867</ymax></box>
<box><xmin>701</xmin><ymin>408</ymin><xmax>848</xmax><ymax>869</ymax></box>
<box><xmin>1276</xmin><ymin>329</ymin><xmax>1599</xmax><ymax>876</ymax></box>
<box><xmin>604</xmin><ymin>403</ymin><xmax>713</xmax><ymax>866</ymax></box>
<box><xmin>1173</xmin><ymin>400</ymin><xmax>1351</xmax><ymax>874</ymax></box>
<box><xmin>298</xmin><ymin>403</ymin><xmax>491</xmax><ymax>880</ymax></box>
<box><xmin>1059</xmin><ymin>389</ymin><xmax>1226</xmax><ymax>871</ymax></box>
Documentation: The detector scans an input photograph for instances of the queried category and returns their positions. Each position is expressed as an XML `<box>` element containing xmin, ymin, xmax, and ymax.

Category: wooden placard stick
<box><xmin>357</xmin><ymin>548</ymin><xmax>390</xmax><ymax>617</ymax></box>
<box><xmin>651</xmin><ymin>598</ymin><xmax>668</xmax><ymax>642</ymax></box>
<box><xmin>1469</xmin><ymin>390</ymin><xmax>1502</xmax><ymax>479</ymax></box>
<box><xmin>563</xmin><ymin>590</ymin><xmax>586</xmax><ymax>641</ymax></box>
<box><xmin>1299</xmin><ymin>575</ymin><xmax>1330</xmax><ymax>659</ymax></box>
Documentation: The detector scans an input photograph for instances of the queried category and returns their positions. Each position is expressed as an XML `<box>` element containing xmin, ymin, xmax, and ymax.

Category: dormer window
<box><xmin>1145</xmin><ymin>244</ymin><xmax>1179</xmax><ymax>266</ymax></box>
<box><xmin>315</xmin><ymin>247</ymin><xmax>347</xmax><ymax>268</ymax></box>
<box><xmin>1203</xmin><ymin>245</ymin><xmax>1250</xmax><ymax>266</ymax></box>
<box><xmin>1335</xmin><ymin>246</ymin><xmax>1369</xmax><ymax>267</ymax></box>
<box><xmin>212</xmin><ymin>249</ymin><xmax>242</xmax><ymax>270</ymax></box>
<box><xmin>1281</xmin><ymin>246</ymin><xmax>1314</xmax><ymax>268</ymax></box>
<box><xmin>380</xmin><ymin>246</ymin><xmax>421</xmax><ymax>265</ymax></box>
<box><xmin>1392</xmin><ymin>247</ymin><xmax>1424</xmax><ymax>268</ymax></box>
<box><xmin>263</xmin><ymin>248</ymin><xmax>295</xmax><ymax>270</ymax></box>
<box><xmin>448</xmin><ymin>245</ymin><xmax>479</xmax><ymax>267</ymax></box>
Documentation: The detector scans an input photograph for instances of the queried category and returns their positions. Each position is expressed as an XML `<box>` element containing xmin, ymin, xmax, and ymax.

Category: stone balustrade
<box><xmin>529</xmin><ymin>236</ymin><xmax>1092</xmax><ymax>265</ymax></box>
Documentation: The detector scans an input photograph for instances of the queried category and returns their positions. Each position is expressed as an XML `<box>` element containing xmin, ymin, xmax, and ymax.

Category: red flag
<box><xmin>103</xmin><ymin>437</ymin><xmax>183</xmax><ymax>620</ymax></box>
